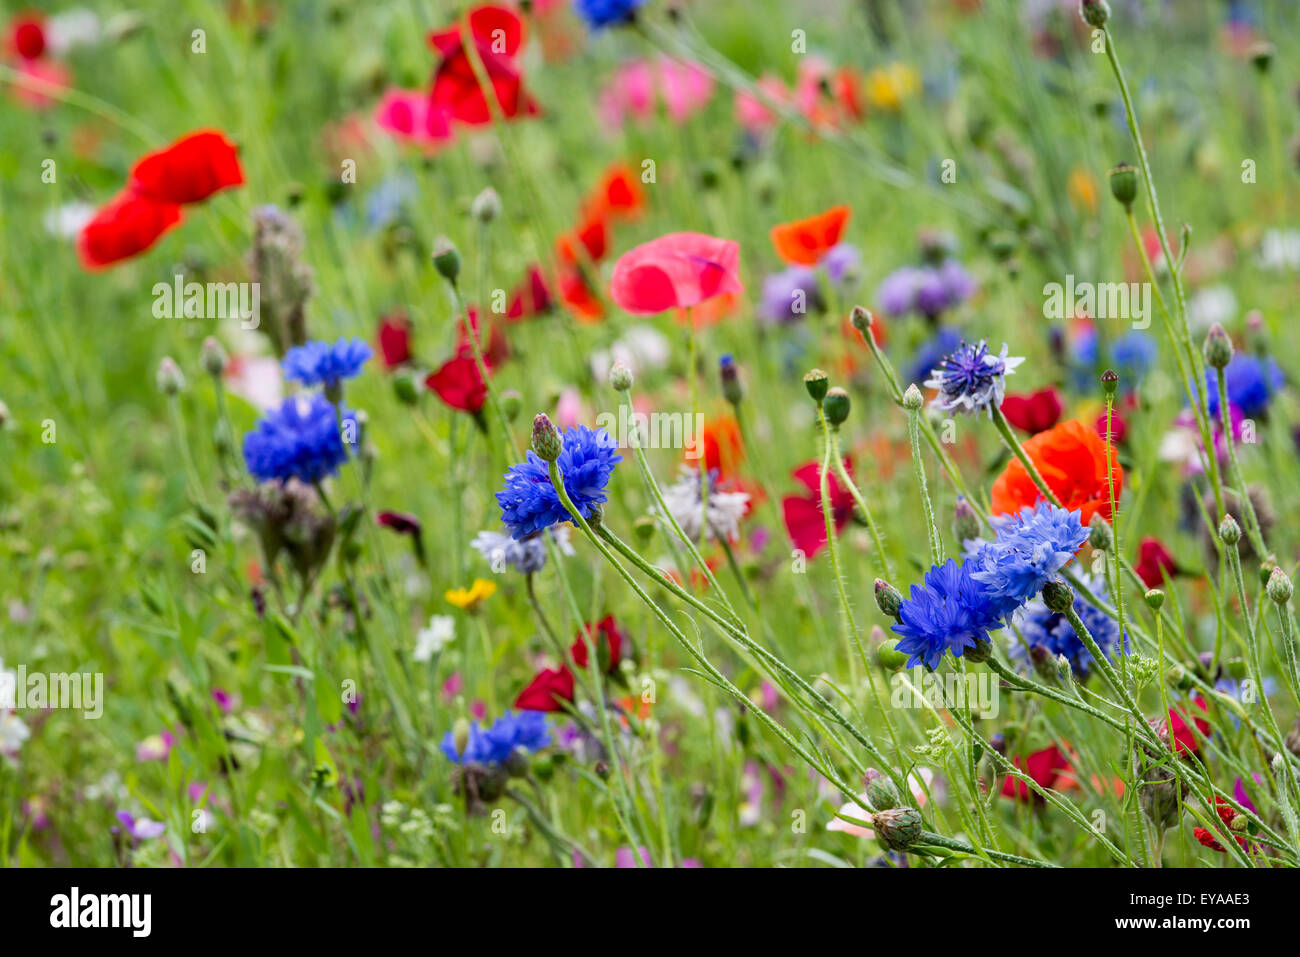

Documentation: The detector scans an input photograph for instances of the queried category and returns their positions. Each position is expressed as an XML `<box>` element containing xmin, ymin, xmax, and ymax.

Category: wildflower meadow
<box><xmin>4</xmin><ymin>0</ymin><xmax>1300</xmax><ymax>899</ymax></box>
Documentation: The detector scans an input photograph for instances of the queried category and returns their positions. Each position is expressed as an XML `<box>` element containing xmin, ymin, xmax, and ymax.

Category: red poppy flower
<box><xmin>1194</xmin><ymin>797</ymin><xmax>1250</xmax><ymax>853</ymax></box>
<box><xmin>570</xmin><ymin>616</ymin><xmax>626</xmax><ymax>673</ymax></box>
<box><xmin>1001</xmin><ymin>744</ymin><xmax>1072</xmax><ymax>801</ymax></box>
<box><xmin>1134</xmin><ymin>537</ymin><xmax>1176</xmax><ymax>589</ymax></box>
<box><xmin>506</xmin><ymin>264</ymin><xmax>554</xmax><ymax>320</ymax></box>
<box><xmin>556</xmin><ymin>268</ymin><xmax>604</xmax><ymax>323</ymax></box>
<box><xmin>990</xmin><ymin>418</ymin><xmax>1122</xmax><ymax>525</ymax></box>
<box><xmin>769</xmin><ymin>205</ymin><xmax>851</xmax><ymax>266</ymax></box>
<box><xmin>1000</xmin><ymin>387</ymin><xmax>1063</xmax><ymax>434</ymax></box>
<box><xmin>781</xmin><ymin>458</ymin><xmax>854</xmax><ymax>559</ymax></box>
<box><xmin>1167</xmin><ymin>696</ymin><xmax>1210</xmax><ymax>755</ymax></box>
<box><xmin>375</xmin><ymin>510</ymin><xmax>421</xmax><ymax>536</ymax></box>
<box><xmin>77</xmin><ymin>191</ymin><xmax>184</xmax><ymax>270</ymax></box>
<box><xmin>9</xmin><ymin>14</ymin><xmax>46</xmax><ymax>60</ymax></box>
<box><xmin>129</xmin><ymin>129</ymin><xmax>245</xmax><ymax>205</ymax></box>
<box><xmin>426</xmin><ymin>355</ymin><xmax>487</xmax><ymax>413</ymax></box>
<box><xmin>428</xmin><ymin>4</ymin><xmax>539</xmax><ymax>126</ymax></box>
<box><xmin>610</xmin><ymin>232</ymin><xmax>744</xmax><ymax>315</ymax></box>
<box><xmin>687</xmin><ymin>417</ymin><xmax>744</xmax><ymax>478</ymax></box>
<box><xmin>556</xmin><ymin>214</ymin><xmax>609</xmax><ymax>266</ymax></box>
<box><xmin>514</xmin><ymin>666</ymin><xmax>575</xmax><ymax>712</ymax></box>
<box><xmin>584</xmin><ymin>163</ymin><xmax>645</xmax><ymax>222</ymax></box>
<box><xmin>373</xmin><ymin>88</ymin><xmax>454</xmax><ymax>148</ymax></box>
<box><xmin>376</xmin><ymin>312</ymin><xmax>413</xmax><ymax>369</ymax></box>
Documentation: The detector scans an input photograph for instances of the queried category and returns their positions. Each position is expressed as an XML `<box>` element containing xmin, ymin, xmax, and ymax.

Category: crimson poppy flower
<box><xmin>9</xmin><ymin>13</ymin><xmax>46</xmax><ymax>60</ymax></box>
<box><xmin>610</xmin><ymin>232</ymin><xmax>744</xmax><ymax>315</ymax></box>
<box><xmin>77</xmin><ymin>192</ymin><xmax>184</xmax><ymax>271</ymax></box>
<box><xmin>506</xmin><ymin>264</ymin><xmax>554</xmax><ymax>320</ymax></box>
<box><xmin>769</xmin><ymin>205</ymin><xmax>851</xmax><ymax>266</ymax></box>
<box><xmin>514</xmin><ymin>666</ymin><xmax>575</xmax><ymax>712</ymax></box>
<box><xmin>376</xmin><ymin>311</ymin><xmax>413</xmax><ymax>369</ymax></box>
<box><xmin>583</xmin><ymin>162</ymin><xmax>646</xmax><ymax>222</ymax></box>
<box><xmin>1194</xmin><ymin>796</ymin><xmax>1253</xmax><ymax>853</ymax></box>
<box><xmin>781</xmin><ymin>458</ymin><xmax>854</xmax><ymax>558</ymax></box>
<box><xmin>1167</xmin><ymin>696</ymin><xmax>1210</xmax><ymax>755</ymax></box>
<box><xmin>373</xmin><ymin>88</ymin><xmax>454</xmax><ymax>148</ymax></box>
<box><xmin>428</xmin><ymin>4</ymin><xmax>539</xmax><ymax>126</ymax></box>
<box><xmin>1000</xmin><ymin>387</ymin><xmax>1063</xmax><ymax>434</ymax></box>
<box><xmin>556</xmin><ymin>268</ymin><xmax>604</xmax><ymax>322</ymax></box>
<box><xmin>129</xmin><ymin>129</ymin><xmax>245</xmax><ymax>205</ymax></box>
<box><xmin>1134</xmin><ymin>537</ymin><xmax>1176</xmax><ymax>589</ymax></box>
<box><xmin>556</xmin><ymin>214</ymin><xmax>609</xmax><ymax>265</ymax></box>
<box><xmin>426</xmin><ymin>355</ymin><xmax>487</xmax><ymax>413</ymax></box>
<box><xmin>1001</xmin><ymin>744</ymin><xmax>1072</xmax><ymax>802</ymax></box>
<box><xmin>570</xmin><ymin>616</ymin><xmax>626</xmax><ymax>673</ymax></box>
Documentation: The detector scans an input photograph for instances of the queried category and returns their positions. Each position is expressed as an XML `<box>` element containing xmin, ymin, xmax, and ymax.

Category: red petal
<box><xmin>129</xmin><ymin>129</ymin><xmax>244</xmax><ymax>204</ymax></box>
<box><xmin>77</xmin><ymin>192</ymin><xmax>184</xmax><ymax>270</ymax></box>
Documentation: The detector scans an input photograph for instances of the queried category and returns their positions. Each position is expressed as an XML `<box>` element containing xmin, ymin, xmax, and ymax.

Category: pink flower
<box><xmin>598</xmin><ymin>56</ymin><xmax>714</xmax><ymax>128</ymax></box>
<box><xmin>610</xmin><ymin>232</ymin><xmax>743</xmax><ymax>314</ymax></box>
<box><xmin>735</xmin><ymin>73</ymin><xmax>789</xmax><ymax>133</ymax></box>
<box><xmin>373</xmin><ymin>88</ymin><xmax>453</xmax><ymax>149</ymax></box>
<box><xmin>136</xmin><ymin>730</ymin><xmax>176</xmax><ymax>762</ymax></box>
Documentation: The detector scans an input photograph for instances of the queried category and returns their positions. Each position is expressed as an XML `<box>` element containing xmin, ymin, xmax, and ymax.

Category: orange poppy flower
<box><xmin>584</xmin><ymin>162</ymin><xmax>645</xmax><ymax>222</ymax></box>
<box><xmin>687</xmin><ymin>416</ymin><xmax>744</xmax><ymax>477</ymax></box>
<box><xmin>990</xmin><ymin>419</ymin><xmax>1122</xmax><ymax>525</ymax></box>
<box><xmin>769</xmin><ymin>205</ymin><xmax>851</xmax><ymax>266</ymax></box>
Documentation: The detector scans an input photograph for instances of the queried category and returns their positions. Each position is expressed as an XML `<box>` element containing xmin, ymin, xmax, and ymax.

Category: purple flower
<box><xmin>823</xmin><ymin>243</ymin><xmax>861</xmax><ymax>285</ymax></box>
<box><xmin>114</xmin><ymin>810</ymin><xmax>166</xmax><ymax>841</ymax></box>
<box><xmin>760</xmin><ymin>267</ymin><xmax>823</xmax><ymax>322</ymax></box>
<box><xmin>924</xmin><ymin>340</ymin><xmax>1024</xmax><ymax>416</ymax></box>
<box><xmin>891</xmin><ymin>558</ymin><xmax>1007</xmax><ymax>669</ymax></box>
<box><xmin>283</xmin><ymin>337</ymin><xmax>373</xmax><ymax>390</ymax></box>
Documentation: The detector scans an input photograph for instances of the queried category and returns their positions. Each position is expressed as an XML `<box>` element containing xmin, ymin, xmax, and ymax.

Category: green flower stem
<box><xmin>827</xmin><ymin>428</ymin><xmax>895</xmax><ymax>579</ymax></box>
<box><xmin>816</xmin><ymin>408</ymin><xmax>872</xmax><ymax>680</ymax></box>
<box><xmin>916</xmin><ymin>830</ymin><xmax>1057</xmax><ymax>868</ymax></box>
<box><xmin>1215</xmin><ymin>371</ymin><xmax>1267</xmax><ymax>556</ymax></box>
<box><xmin>545</xmin><ymin>461</ymin><xmax>874</xmax><ymax>812</ymax></box>
<box><xmin>1103</xmin><ymin>394</ymin><xmax>1129</xmax><ymax>690</ymax></box>
<box><xmin>905</xmin><ymin>399</ymin><xmax>943</xmax><ymax>566</ymax></box>
<box><xmin>504</xmin><ymin>786</ymin><xmax>596</xmax><ymax>867</ymax></box>
<box><xmin>990</xmin><ymin>404</ymin><xmax>1060</xmax><ymax>509</ymax></box>
<box><xmin>985</xmin><ymin>655</ymin><xmax>1131</xmax><ymax>739</ymax></box>
<box><xmin>1060</xmin><ymin>602</ymin><xmax>1151</xmax><ymax>741</ymax></box>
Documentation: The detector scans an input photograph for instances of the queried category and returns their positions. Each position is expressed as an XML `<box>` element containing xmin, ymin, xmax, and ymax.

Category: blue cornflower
<box><xmin>440</xmin><ymin>710</ymin><xmax>552</xmax><ymax>765</ymax></box>
<box><xmin>1110</xmin><ymin>331</ymin><xmax>1156</xmax><ymax>386</ymax></box>
<box><xmin>243</xmin><ymin>394</ymin><xmax>358</xmax><ymax>484</ymax></box>
<box><xmin>970</xmin><ymin>503</ymin><xmax>1088</xmax><ymax>610</ymax></box>
<box><xmin>471</xmin><ymin>526</ymin><xmax>574</xmax><ymax>574</ymax></box>
<box><xmin>906</xmin><ymin>328</ymin><xmax>962</xmax><ymax>387</ymax></box>
<box><xmin>283</xmin><ymin>337</ymin><xmax>373</xmax><ymax>390</ymax></box>
<box><xmin>1011</xmin><ymin>574</ymin><xmax>1127</xmax><ymax>679</ymax></box>
<box><xmin>1205</xmin><ymin>355</ymin><xmax>1284</xmax><ymax>418</ymax></box>
<box><xmin>924</xmin><ymin>339</ymin><xmax>1024</xmax><ymax>416</ymax></box>
<box><xmin>575</xmin><ymin>0</ymin><xmax>647</xmax><ymax>29</ymax></box>
<box><xmin>496</xmin><ymin>425</ymin><xmax>622</xmax><ymax>540</ymax></box>
<box><xmin>891</xmin><ymin>558</ymin><xmax>1007</xmax><ymax>670</ymax></box>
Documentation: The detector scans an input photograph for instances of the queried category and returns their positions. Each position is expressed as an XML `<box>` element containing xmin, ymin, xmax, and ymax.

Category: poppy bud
<box><xmin>953</xmin><ymin>496</ymin><xmax>980</xmax><ymax>544</ymax></box>
<box><xmin>1088</xmin><ymin>514</ymin><xmax>1113</xmax><ymax>551</ymax></box>
<box><xmin>876</xmin><ymin>640</ymin><xmax>908</xmax><ymax>672</ymax></box>
<box><xmin>1079</xmin><ymin>0</ymin><xmax>1110</xmax><ymax>28</ymax></box>
<box><xmin>864</xmin><ymin>769</ymin><xmax>901</xmax><ymax>810</ymax></box>
<box><xmin>1107</xmin><ymin>163</ymin><xmax>1138</xmax><ymax>210</ymax></box>
<box><xmin>804</xmin><ymin>368</ymin><xmax>829</xmax><ymax>403</ymax></box>
<box><xmin>431</xmin><ymin>237</ymin><xmax>461</xmax><ymax>285</ymax></box>
<box><xmin>872</xmin><ymin>806</ymin><xmax>922</xmax><ymax>851</ymax></box>
<box><xmin>1268</xmin><ymin>567</ymin><xmax>1293</xmax><ymax>605</ymax></box>
<box><xmin>1218</xmin><ymin>515</ymin><xmax>1241</xmax><ymax>546</ymax></box>
<box><xmin>849</xmin><ymin>305</ymin><xmax>873</xmax><ymax>335</ymax></box>
<box><xmin>823</xmin><ymin>387</ymin><xmax>851</xmax><ymax>426</ymax></box>
<box><xmin>393</xmin><ymin>371</ymin><xmax>420</xmax><ymax>406</ymax></box>
<box><xmin>719</xmin><ymin>354</ymin><xmax>743</xmax><ymax>406</ymax></box>
<box><xmin>1042</xmin><ymin>579</ymin><xmax>1074</xmax><ymax>613</ymax></box>
<box><xmin>874</xmin><ymin>578</ymin><xmax>903</xmax><ymax>619</ymax></box>
<box><xmin>201</xmin><ymin>337</ymin><xmax>228</xmax><ymax>377</ymax></box>
<box><xmin>1203</xmin><ymin>323</ymin><xmax>1233</xmax><ymax>370</ymax></box>
<box><xmin>902</xmin><ymin>383</ymin><xmax>924</xmax><ymax>411</ymax></box>
<box><xmin>609</xmin><ymin>361</ymin><xmax>633</xmax><ymax>392</ymax></box>
<box><xmin>471</xmin><ymin>187</ymin><xmax>502</xmax><ymax>223</ymax></box>
<box><xmin>1144</xmin><ymin>588</ymin><xmax>1165</xmax><ymax>611</ymax></box>
<box><xmin>500</xmin><ymin>389</ymin><xmax>522</xmax><ymax>422</ymax></box>
<box><xmin>1249</xmin><ymin>41</ymin><xmax>1275</xmax><ymax>74</ymax></box>
<box><xmin>531</xmin><ymin>413</ymin><xmax>563</xmax><ymax>462</ymax></box>
<box><xmin>156</xmin><ymin>356</ymin><xmax>186</xmax><ymax>396</ymax></box>
<box><xmin>1101</xmin><ymin>368</ymin><xmax>1119</xmax><ymax>396</ymax></box>
<box><xmin>595</xmin><ymin>760</ymin><xmax>610</xmax><ymax>780</ymax></box>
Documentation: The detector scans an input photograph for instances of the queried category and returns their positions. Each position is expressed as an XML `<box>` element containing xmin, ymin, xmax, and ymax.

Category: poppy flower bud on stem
<box><xmin>1144</xmin><ymin>588</ymin><xmax>1165</xmax><ymax>611</ymax></box>
<box><xmin>875</xmin><ymin>578</ymin><xmax>903</xmax><ymax>619</ymax></box>
<box><xmin>1107</xmin><ymin>163</ymin><xmax>1138</xmax><ymax>210</ymax></box>
<box><xmin>201</xmin><ymin>337</ymin><xmax>228</xmax><ymax>377</ymax></box>
<box><xmin>531</xmin><ymin>413</ymin><xmax>562</xmax><ymax>462</ymax></box>
<box><xmin>1101</xmin><ymin>368</ymin><xmax>1119</xmax><ymax>396</ymax></box>
<box><xmin>1219</xmin><ymin>515</ymin><xmax>1241</xmax><ymax>546</ymax></box>
<box><xmin>804</xmin><ymin>368</ymin><xmax>829</xmax><ymax>403</ymax></box>
<box><xmin>156</xmin><ymin>357</ymin><xmax>186</xmax><ymax>396</ymax></box>
<box><xmin>471</xmin><ymin>187</ymin><xmax>502</xmax><ymax>224</ymax></box>
<box><xmin>431</xmin><ymin>236</ymin><xmax>461</xmax><ymax>286</ymax></box>
<box><xmin>823</xmin><ymin>387</ymin><xmax>851</xmax><ymax>427</ymax></box>
<box><xmin>1267</xmin><ymin>567</ymin><xmax>1293</xmax><ymax>605</ymax></box>
<box><xmin>1203</xmin><ymin>323</ymin><xmax>1233</xmax><ymax>370</ymax></box>
<box><xmin>876</xmin><ymin>639</ymin><xmax>908</xmax><ymax>671</ymax></box>
<box><xmin>609</xmin><ymin>361</ymin><xmax>633</xmax><ymax>393</ymax></box>
<box><xmin>849</xmin><ymin>305</ymin><xmax>873</xmax><ymax>335</ymax></box>
<box><xmin>1088</xmin><ymin>514</ymin><xmax>1113</xmax><ymax>551</ymax></box>
<box><xmin>1079</xmin><ymin>0</ymin><xmax>1110</xmax><ymax>28</ymax></box>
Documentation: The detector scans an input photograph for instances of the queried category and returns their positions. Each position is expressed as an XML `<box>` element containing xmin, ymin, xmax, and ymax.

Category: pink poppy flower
<box><xmin>373</xmin><ymin>88</ymin><xmax>453</xmax><ymax>149</ymax></box>
<box><xmin>610</xmin><ymin>232</ymin><xmax>743</xmax><ymax>314</ymax></box>
<box><xmin>597</xmin><ymin>56</ymin><xmax>714</xmax><ymax>128</ymax></box>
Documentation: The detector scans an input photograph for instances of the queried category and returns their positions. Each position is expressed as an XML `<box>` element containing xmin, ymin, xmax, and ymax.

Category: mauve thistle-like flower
<box><xmin>760</xmin><ymin>266</ymin><xmax>823</xmax><ymax>322</ymax></box>
<box><xmin>440</xmin><ymin>710</ymin><xmax>551</xmax><ymax>766</ymax></box>
<box><xmin>283</xmin><ymin>337</ymin><xmax>373</xmax><ymax>391</ymax></box>
<box><xmin>471</xmin><ymin>526</ymin><xmax>574</xmax><ymax>574</ymax></box>
<box><xmin>924</xmin><ymin>340</ymin><xmax>1024</xmax><ymax>417</ymax></box>
<box><xmin>243</xmin><ymin>393</ymin><xmax>358</xmax><ymax>484</ymax></box>
<box><xmin>891</xmin><ymin>558</ymin><xmax>1007</xmax><ymax>670</ymax></box>
<box><xmin>969</xmin><ymin>503</ymin><xmax>1088</xmax><ymax>610</ymax></box>
<box><xmin>496</xmin><ymin>425</ymin><xmax>622</xmax><ymax>540</ymax></box>
<box><xmin>823</xmin><ymin>242</ymin><xmax>861</xmax><ymax>285</ymax></box>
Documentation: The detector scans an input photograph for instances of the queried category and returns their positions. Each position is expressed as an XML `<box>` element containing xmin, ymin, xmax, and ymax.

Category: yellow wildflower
<box><xmin>445</xmin><ymin>578</ymin><xmax>498</xmax><ymax>612</ymax></box>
